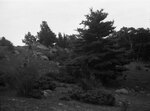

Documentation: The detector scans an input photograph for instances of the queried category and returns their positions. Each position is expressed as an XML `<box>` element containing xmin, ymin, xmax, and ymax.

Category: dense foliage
<box><xmin>66</xmin><ymin>9</ymin><xmax>129</xmax><ymax>86</ymax></box>
<box><xmin>115</xmin><ymin>27</ymin><xmax>150</xmax><ymax>61</ymax></box>
<box><xmin>56</xmin><ymin>33</ymin><xmax>77</xmax><ymax>49</ymax></box>
<box><xmin>37</xmin><ymin>21</ymin><xmax>57</xmax><ymax>47</ymax></box>
<box><xmin>70</xmin><ymin>88</ymin><xmax>115</xmax><ymax>106</ymax></box>
<box><xmin>0</xmin><ymin>37</ymin><xmax>14</xmax><ymax>50</ymax></box>
<box><xmin>22</xmin><ymin>32</ymin><xmax>36</xmax><ymax>47</ymax></box>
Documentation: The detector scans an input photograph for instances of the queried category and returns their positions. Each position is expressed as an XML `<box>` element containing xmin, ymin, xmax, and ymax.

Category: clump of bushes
<box><xmin>0</xmin><ymin>47</ymin><xmax>58</xmax><ymax>98</ymax></box>
<box><xmin>34</xmin><ymin>76</ymin><xmax>56</xmax><ymax>90</ymax></box>
<box><xmin>70</xmin><ymin>88</ymin><xmax>115</xmax><ymax>106</ymax></box>
<box><xmin>16</xmin><ymin>63</ymin><xmax>42</xmax><ymax>98</ymax></box>
<box><xmin>44</xmin><ymin>67</ymin><xmax>76</xmax><ymax>84</ymax></box>
<box><xmin>15</xmin><ymin>64</ymin><xmax>57</xmax><ymax>98</ymax></box>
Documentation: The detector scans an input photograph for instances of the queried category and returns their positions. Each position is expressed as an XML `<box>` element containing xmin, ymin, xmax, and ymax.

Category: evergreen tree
<box><xmin>56</xmin><ymin>33</ymin><xmax>68</xmax><ymax>48</ymax></box>
<box><xmin>37</xmin><ymin>21</ymin><xmax>56</xmax><ymax>47</ymax></box>
<box><xmin>56</xmin><ymin>33</ymin><xmax>76</xmax><ymax>49</ymax></box>
<box><xmin>22</xmin><ymin>32</ymin><xmax>36</xmax><ymax>46</ymax></box>
<box><xmin>0</xmin><ymin>37</ymin><xmax>14</xmax><ymax>50</ymax></box>
<box><xmin>115</xmin><ymin>27</ymin><xmax>150</xmax><ymax>61</ymax></box>
<box><xmin>133</xmin><ymin>28</ymin><xmax>150</xmax><ymax>61</ymax></box>
<box><xmin>116</xmin><ymin>27</ymin><xmax>136</xmax><ymax>50</ymax></box>
<box><xmin>57</xmin><ymin>32</ymin><xmax>63</xmax><ymax>47</ymax></box>
<box><xmin>67</xmin><ymin>9</ymin><xmax>129</xmax><ymax>86</ymax></box>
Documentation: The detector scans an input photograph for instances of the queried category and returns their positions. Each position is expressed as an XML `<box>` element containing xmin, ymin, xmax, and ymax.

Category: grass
<box><xmin>121</xmin><ymin>62</ymin><xmax>150</xmax><ymax>92</ymax></box>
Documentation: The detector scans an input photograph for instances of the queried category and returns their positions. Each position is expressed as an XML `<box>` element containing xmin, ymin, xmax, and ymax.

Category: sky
<box><xmin>0</xmin><ymin>0</ymin><xmax>150</xmax><ymax>46</ymax></box>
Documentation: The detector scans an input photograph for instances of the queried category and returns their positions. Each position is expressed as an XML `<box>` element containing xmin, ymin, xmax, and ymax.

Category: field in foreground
<box><xmin>0</xmin><ymin>88</ymin><xmax>150</xmax><ymax>111</ymax></box>
<box><xmin>1</xmin><ymin>62</ymin><xmax>150</xmax><ymax>111</ymax></box>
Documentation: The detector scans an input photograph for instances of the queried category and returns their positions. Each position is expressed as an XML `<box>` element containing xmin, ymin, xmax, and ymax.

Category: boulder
<box><xmin>41</xmin><ymin>55</ymin><xmax>49</xmax><ymax>60</ymax></box>
<box><xmin>115</xmin><ymin>88</ymin><xmax>129</xmax><ymax>94</ymax></box>
<box><xmin>43</xmin><ymin>90</ymin><xmax>53</xmax><ymax>97</ymax></box>
<box><xmin>35</xmin><ymin>43</ymin><xmax>49</xmax><ymax>50</ymax></box>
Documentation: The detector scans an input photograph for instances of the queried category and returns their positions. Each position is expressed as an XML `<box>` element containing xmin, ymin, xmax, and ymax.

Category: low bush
<box><xmin>34</xmin><ymin>76</ymin><xmax>56</xmax><ymax>90</ymax></box>
<box><xmin>16</xmin><ymin>64</ymin><xmax>42</xmax><ymax>98</ymax></box>
<box><xmin>45</xmin><ymin>67</ymin><xmax>76</xmax><ymax>84</ymax></box>
<box><xmin>70</xmin><ymin>88</ymin><xmax>115</xmax><ymax>106</ymax></box>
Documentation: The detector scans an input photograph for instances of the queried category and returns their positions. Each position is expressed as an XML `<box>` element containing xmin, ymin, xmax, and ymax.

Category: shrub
<box><xmin>45</xmin><ymin>66</ymin><xmax>76</xmax><ymax>84</ymax></box>
<box><xmin>34</xmin><ymin>76</ymin><xmax>56</xmax><ymax>90</ymax></box>
<box><xmin>0</xmin><ymin>48</ymin><xmax>56</xmax><ymax>98</ymax></box>
<box><xmin>70</xmin><ymin>88</ymin><xmax>115</xmax><ymax>106</ymax></box>
<box><xmin>16</xmin><ymin>64</ymin><xmax>42</xmax><ymax>98</ymax></box>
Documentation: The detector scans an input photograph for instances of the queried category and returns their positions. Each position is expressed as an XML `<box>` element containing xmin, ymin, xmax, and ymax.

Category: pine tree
<box><xmin>56</xmin><ymin>33</ymin><xmax>69</xmax><ymax>48</ymax></box>
<box><xmin>22</xmin><ymin>32</ymin><xmax>36</xmax><ymax>47</ymax></box>
<box><xmin>37</xmin><ymin>21</ymin><xmax>56</xmax><ymax>47</ymax></box>
<box><xmin>67</xmin><ymin>9</ymin><xmax>129</xmax><ymax>85</ymax></box>
<box><xmin>0</xmin><ymin>37</ymin><xmax>14</xmax><ymax>50</ymax></box>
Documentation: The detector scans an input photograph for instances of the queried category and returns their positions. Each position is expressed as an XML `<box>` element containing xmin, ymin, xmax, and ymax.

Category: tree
<box><xmin>56</xmin><ymin>33</ymin><xmax>69</xmax><ymax>48</ymax></box>
<box><xmin>133</xmin><ymin>28</ymin><xmax>150</xmax><ymax>61</ymax></box>
<box><xmin>56</xmin><ymin>33</ymin><xmax>77</xmax><ymax>49</ymax></box>
<box><xmin>67</xmin><ymin>34</ymin><xmax>77</xmax><ymax>49</ymax></box>
<box><xmin>0</xmin><ymin>37</ymin><xmax>14</xmax><ymax>59</ymax></box>
<box><xmin>77</xmin><ymin>9</ymin><xmax>114</xmax><ymax>43</ymax></box>
<box><xmin>116</xmin><ymin>27</ymin><xmax>136</xmax><ymax>50</ymax></box>
<box><xmin>0</xmin><ymin>37</ymin><xmax>14</xmax><ymax>50</ymax></box>
<box><xmin>37</xmin><ymin>21</ymin><xmax>56</xmax><ymax>47</ymax></box>
<box><xmin>67</xmin><ymin>9</ymin><xmax>129</xmax><ymax>86</ymax></box>
<box><xmin>115</xmin><ymin>27</ymin><xmax>150</xmax><ymax>61</ymax></box>
<box><xmin>22</xmin><ymin>32</ymin><xmax>36</xmax><ymax>46</ymax></box>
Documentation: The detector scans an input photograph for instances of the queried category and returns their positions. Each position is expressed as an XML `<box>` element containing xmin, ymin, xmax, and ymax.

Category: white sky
<box><xmin>0</xmin><ymin>0</ymin><xmax>150</xmax><ymax>46</ymax></box>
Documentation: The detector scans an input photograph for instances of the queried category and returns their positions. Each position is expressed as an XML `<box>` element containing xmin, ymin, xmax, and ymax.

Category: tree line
<box><xmin>22</xmin><ymin>9</ymin><xmax>150</xmax><ymax>62</ymax></box>
<box><xmin>2</xmin><ymin>8</ymin><xmax>149</xmax><ymax>86</ymax></box>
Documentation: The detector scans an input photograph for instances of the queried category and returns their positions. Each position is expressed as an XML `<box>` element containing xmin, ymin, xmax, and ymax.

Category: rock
<box><xmin>41</xmin><ymin>55</ymin><xmax>49</xmax><ymax>60</ymax></box>
<box><xmin>115</xmin><ymin>88</ymin><xmax>129</xmax><ymax>94</ymax></box>
<box><xmin>43</xmin><ymin>90</ymin><xmax>53</xmax><ymax>97</ymax></box>
<box><xmin>35</xmin><ymin>43</ymin><xmax>49</xmax><ymax>50</ymax></box>
<box><xmin>58</xmin><ymin>103</ymin><xmax>63</xmax><ymax>106</ymax></box>
<box><xmin>34</xmin><ymin>51</ymin><xmax>43</xmax><ymax>56</ymax></box>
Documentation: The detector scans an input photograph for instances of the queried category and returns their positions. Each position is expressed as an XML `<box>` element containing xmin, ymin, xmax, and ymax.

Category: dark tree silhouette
<box><xmin>133</xmin><ymin>28</ymin><xmax>150</xmax><ymax>61</ymax></box>
<box><xmin>56</xmin><ymin>33</ymin><xmax>69</xmax><ymax>48</ymax></box>
<box><xmin>115</xmin><ymin>27</ymin><xmax>150</xmax><ymax>61</ymax></box>
<box><xmin>0</xmin><ymin>37</ymin><xmax>14</xmax><ymax>50</ymax></box>
<box><xmin>22</xmin><ymin>32</ymin><xmax>36</xmax><ymax>46</ymax></box>
<box><xmin>37</xmin><ymin>21</ymin><xmax>56</xmax><ymax>47</ymax></box>
<box><xmin>56</xmin><ymin>33</ymin><xmax>77</xmax><ymax>49</ymax></box>
<box><xmin>67</xmin><ymin>9</ymin><xmax>129</xmax><ymax>86</ymax></box>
